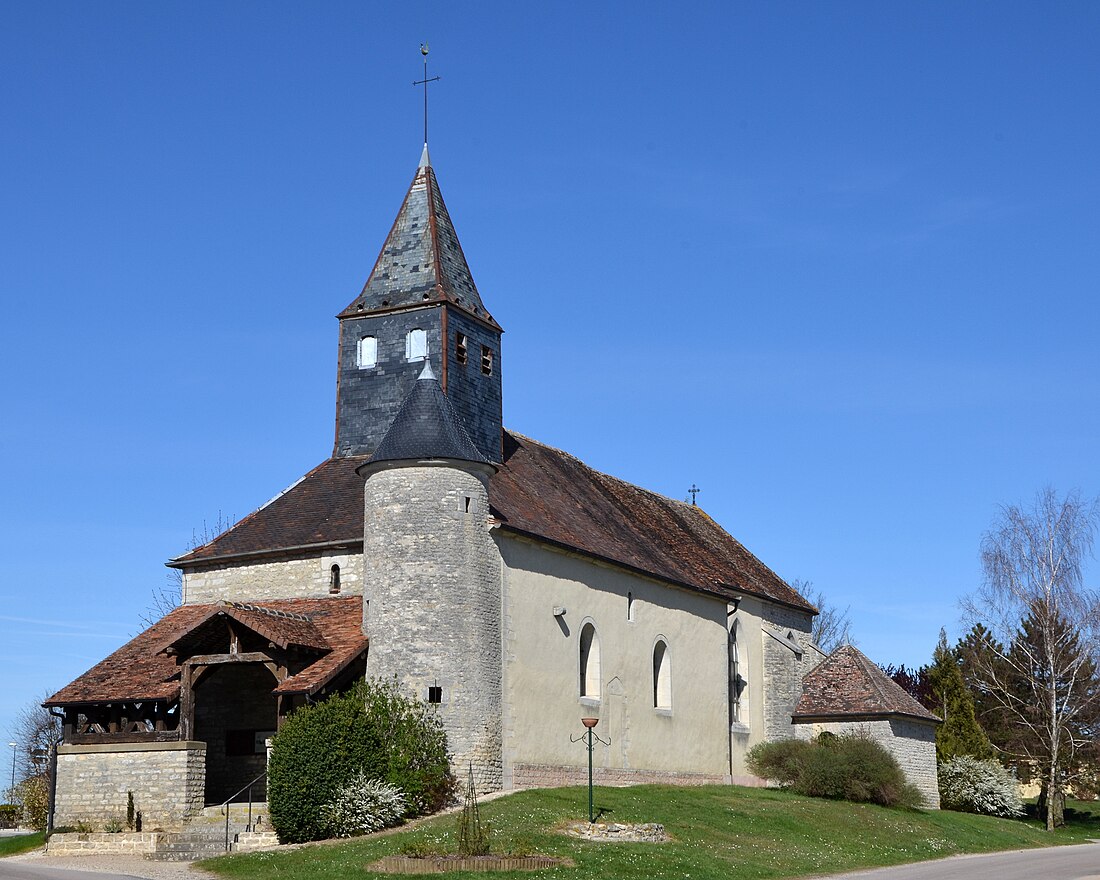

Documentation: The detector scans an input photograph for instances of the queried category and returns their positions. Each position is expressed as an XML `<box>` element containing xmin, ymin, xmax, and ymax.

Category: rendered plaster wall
<box><xmin>498</xmin><ymin>535</ymin><xmax>732</xmax><ymax>788</ymax></box>
<box><xmin>363</xmin><ymin>463</ymin><xmax>503</xmax><ymax>793</ymax></box>
<box><xmin>727</xmin><ymin>595</ymin><xmax>816</xmax><ymax>779</ymax></box>
<box><xmin>54</xmin><ymin>742</ymin><xmax>206</xmax><ymax>829</ymax></box>
<box><xmin>794</xmin><ymin>718</ymin><xmax>940</xmax><ymax>808</ymax></box>
<box><xmin>182</xmin><ymin>550</ymin><xmax>362</xmax><ymax>604</ymax></box>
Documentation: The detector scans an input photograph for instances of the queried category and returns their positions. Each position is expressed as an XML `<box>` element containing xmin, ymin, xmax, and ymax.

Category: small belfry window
<box><xmin>480</xmin><ymin>345</ymin><xmax>493</xmax><ymax>375</ymax></box>
<box><xmin>406</xmin><ymin>328</ymin><xmax>428</xmax><ymax>362</ymax></box>
<box><xmin>653</xmin><ymin>640</ymin><xmax>671</xmax><ymax>709</ymax></box>
<box><xmin>357</xmin><ymin>336</ymin><xmax>377</xmax><ymax>369</ymax></box>
<box><xmin>329</xmin><ymin>564</ymin><xmax>341</xmax><ymax>594</ymax></box>
<box><xmin>579</xmin><ymin>622</ymin><xmax>601</xmax><ymax>700</ymax></box>
<box><xmin>456</xmin><ymin>332</ymin><xmax>468</xmax><ymax>366</ymax></box>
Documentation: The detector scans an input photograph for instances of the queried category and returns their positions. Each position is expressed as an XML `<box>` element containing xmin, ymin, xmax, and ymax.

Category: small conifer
<box><xmin>928</xmin><ymin>629</ymin><xmax>994</xmax><ymax>762</ymax></box>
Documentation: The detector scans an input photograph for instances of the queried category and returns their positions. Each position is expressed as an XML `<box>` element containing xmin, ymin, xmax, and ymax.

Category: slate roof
<box><xmin>794</xmin><ymin>645</ymin><xmax>939</xmax><ymax>723</ymax></box>
<box><xmin>338</xmin><ymin>148</ymin><xmax>500</xmax><ymax>330</ymax></box>
<box><xmin>369</xmin><ymin>362</ymin><xmax>490</xmax><ymax>466</ymax></box>
<box><xmin>173</xmin><ymin>431</ymin><xmax>815</xmax><ymax>614</ymax></box>
<box><xmin>45</xmin><ymin>597</ymin><xmax>366</xmax><ymax>706</ymax></box>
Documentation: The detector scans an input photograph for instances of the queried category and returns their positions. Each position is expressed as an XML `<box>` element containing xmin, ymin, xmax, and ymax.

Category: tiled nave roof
<box><xmin>174</xmin><ymin>431</ymin><xmax>815</xmax><ymax>614</ymax></box>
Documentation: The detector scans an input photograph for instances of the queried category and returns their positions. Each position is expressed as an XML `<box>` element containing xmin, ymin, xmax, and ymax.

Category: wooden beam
<box><xmin>180</xmin><ymin>664</ymin><xmax>194</xmax><ymax>741</ymax></box>
<box><xmin>185</xmin><ymin>652</ymin><xmax>271</xmax><ymax>666</ymax></box>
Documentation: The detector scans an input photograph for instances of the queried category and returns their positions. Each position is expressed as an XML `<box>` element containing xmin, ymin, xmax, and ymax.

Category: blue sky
<box><xmin>2</xmin><ymin>2</ymin><xmax>1098</xmax><ymax>746</ymax></box>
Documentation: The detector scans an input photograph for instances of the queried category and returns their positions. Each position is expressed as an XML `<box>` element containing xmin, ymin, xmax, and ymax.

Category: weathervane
<box><xmin>413</xmin><ymin>42</ymin><xmax>441</xmax><ymax>146</ymax></box>
<box><xmin>689</xmin><ymin>484</ymin><xmax>701</xmax><ymax>506</ymax></box>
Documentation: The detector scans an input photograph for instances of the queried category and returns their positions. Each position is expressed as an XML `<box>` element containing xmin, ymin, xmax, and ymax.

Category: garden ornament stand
<box><xmin>570</xmin><ymin>717</ymin><xmax>611</xmax><ymax>823</ymax></box>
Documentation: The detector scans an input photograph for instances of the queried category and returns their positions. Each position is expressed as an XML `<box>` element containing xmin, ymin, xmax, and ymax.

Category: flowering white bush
<box><xmin>938</xmin><ymin>756</ymin><xmax>1024</xmax><ymax>817</ymax></box>
<box><xmin>321</xmin><ymin>772</ymin><xmax>407</xmax><ymax>838</ymax></box>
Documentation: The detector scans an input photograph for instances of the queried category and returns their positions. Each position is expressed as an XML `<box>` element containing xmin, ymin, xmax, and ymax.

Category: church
<box><xmin>45</xmin><ymin>143</ymin><xmax>940</xmax><ymax>830</ymax></box>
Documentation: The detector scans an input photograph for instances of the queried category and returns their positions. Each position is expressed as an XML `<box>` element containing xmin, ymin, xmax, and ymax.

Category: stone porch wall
<box><xmin>47</xmin><ymin>832</ymin><xmax>166</xmax><ymax>854</ymax></box>
<box><xmin>54</xmin><ymin>742</ymin><xmax>206</xmax><ymax>830</ymax></box>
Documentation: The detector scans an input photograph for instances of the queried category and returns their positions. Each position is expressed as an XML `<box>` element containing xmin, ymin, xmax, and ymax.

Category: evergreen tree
<box><xmin>927</xmin><ymin>629</ymin><xmax>994</xmax><ymax>762</ymax></box>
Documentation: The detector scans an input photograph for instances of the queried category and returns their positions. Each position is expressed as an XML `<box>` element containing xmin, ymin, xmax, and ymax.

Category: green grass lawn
<box><xmin>0</xmin><ymin>832</ymin><xmax>45</xmax><ymax>857</ymax></box>
<box><xmin>200</xmin><ymin>785</ymin><xmax>1099</xmax><ymax>880</ymax></box>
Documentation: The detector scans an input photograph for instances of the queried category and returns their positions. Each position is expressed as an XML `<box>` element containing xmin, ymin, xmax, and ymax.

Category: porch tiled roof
<box><xmin>45</xmin><ymin>596</ymin><xmax>365</xmax><ymax>706</ymax></box>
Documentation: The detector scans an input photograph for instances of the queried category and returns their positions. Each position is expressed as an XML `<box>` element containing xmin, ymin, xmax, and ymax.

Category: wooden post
<box><xmin>180</xmin><ymin>664</ymin><xmax>195</xmax><ymax>741</ymax></box>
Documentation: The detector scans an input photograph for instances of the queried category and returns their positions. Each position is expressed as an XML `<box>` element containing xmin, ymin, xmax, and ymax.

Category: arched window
<box><xmin>579</xmin><ymin>622</ymin><xmax>601</xmax><ymax>699</ymax></box>
<box><xmin>329</xmin><ymin>564</ymin><xmax>341</xmax><ymax>594</ymax></box>
<box><xmin>729</xmin><ymin>622</ymin><xmax>744</xmax><ymax>723</ymax></box>
<box><xmin>653</xmin><ymin>640</ymin><xmax>671</xmax><ymax>709</ymax></box>
<box><xmin>406</xmin><ymin>328</ymin><xmax>428</xmax><ymax>362</ymax></box>
<box><xmin>357</xmin><ymin>336</ymin><xmax>377</xmax><ymax>369</ymax></box>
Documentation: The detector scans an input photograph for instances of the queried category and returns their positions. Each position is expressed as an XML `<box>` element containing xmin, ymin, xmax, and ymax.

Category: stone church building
<box><xmin>46</xmin><ymin>145</ymin><xmax>939</xmax><ymax>828</ymax></box>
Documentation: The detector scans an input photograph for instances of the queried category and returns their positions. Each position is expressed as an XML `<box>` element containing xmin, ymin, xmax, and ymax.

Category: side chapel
<box><xmin>46</xmin><ymin>144</ymin><xmax>940</xmax><ymax>827</ymax></box>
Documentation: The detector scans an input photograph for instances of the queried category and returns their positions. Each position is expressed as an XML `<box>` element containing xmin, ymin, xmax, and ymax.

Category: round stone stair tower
<box><xmin>357</xmin><ymin>362</ymin><xmax>503</xmax><ymax>792</ymax></box>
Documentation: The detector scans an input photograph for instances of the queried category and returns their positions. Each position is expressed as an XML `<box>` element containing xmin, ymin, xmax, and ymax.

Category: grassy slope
<box><xmin>202</xmin><ymin>785</ymin><xmax>1098</xmax><ymax>880</ymax></box>
<box><xmin>0</xmin><ymin>832</ymin><xmax>45</xmax><ymax>857</ymax></box>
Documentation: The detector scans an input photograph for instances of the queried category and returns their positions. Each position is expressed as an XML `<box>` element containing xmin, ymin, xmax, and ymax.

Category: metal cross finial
<box><xmin>689</xmin><ymin>484</ymin><xmax>701</xmax><ymax>505</ymax></box>
<box><xmin>413</xmin><ymin>42</ymin><xmax>441</xmax><ymax>147</ymax></box>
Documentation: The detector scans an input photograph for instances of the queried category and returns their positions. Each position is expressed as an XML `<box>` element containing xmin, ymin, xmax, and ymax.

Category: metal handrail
<box><xmin>220</xmin><ymin>770</ymin><xmax>267</xmax><ymax>852</ymax></box>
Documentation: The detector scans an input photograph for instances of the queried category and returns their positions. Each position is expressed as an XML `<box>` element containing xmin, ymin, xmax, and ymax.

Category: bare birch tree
<box><xmin>140</xmin><ymin>512</ymin><xmax>234</xmax><ymax>627</ymax></box>
<box><xmin>792</xmin><ymin>580</ymin><xmax>854</xmax><ymax>654</ymax></box>
<box><xmin>963</xmin><ymin>487</ymin><xmax>1100</xmax><ymax>831</ymax></box>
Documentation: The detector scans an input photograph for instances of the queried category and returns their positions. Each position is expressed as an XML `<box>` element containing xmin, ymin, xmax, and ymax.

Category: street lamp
<box><xmin>7</xmin><ymin>743</ymin><xmax>16</xmax><ymax>803</ymax></box>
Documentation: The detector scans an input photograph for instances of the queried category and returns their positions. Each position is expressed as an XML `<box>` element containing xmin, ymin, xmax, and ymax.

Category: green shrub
<box><xmin>938</xmin><ymin>756</ymin><xmax>1023</xmax><ymax>817</ymax></box>
<box><xmin>363</xmin><ymin>677</ymin><xmax>455</xmax><ymax>816</ymax></box>
<box><xmin>16</xmin><ymin>777</ymin><xmax>49</xmax><ymax>832</ymax></box>
<box><xmin>268</xmin><ymin>678</ymin><xmax>454</xmax><ymax>844</ymax></box>
<box><xmin>320</xmin><ymin>772</ymin><xmax>407</xmax><ymax>838</ymax></box>
<box><xmin>268</xmin><ymin>684</ymin><xmax>386</xmax><ymax>843</ymax></box>
<box><xmin>748</xmin><ymin>733</ymin><xmax>924</xmax><ymax>809</ymax></box>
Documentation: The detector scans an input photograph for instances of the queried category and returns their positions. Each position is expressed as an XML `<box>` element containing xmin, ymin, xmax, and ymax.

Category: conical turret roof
<box><xmin>369</xmin><ymin>362</ymin><xmax>490</xmax><ymax>466</ymax></box>
<box><xmin>339</xmin><ymin>151</ymin><xmax>500</xmax><ymax>329</ymax></box>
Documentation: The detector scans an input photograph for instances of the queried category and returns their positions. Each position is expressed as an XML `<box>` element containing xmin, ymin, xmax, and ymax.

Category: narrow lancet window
<box><xmin>579</xmin><ymin>622</ymin><xmax>601</xmax><ymax>700</ymax></box>
<box><xmin>653</xmin><ymin>640</ymin><xmax>671</xmax><ymax>709</ymax></box>
<box><xmin>729</xmin><ymin>623</ymin><xmax>744</xmax><ymax>723</ymax></box>
<box><xmin>329</xmin><ymin>564</ymin><xmax>341</xmax><ymax>594</ymax></box>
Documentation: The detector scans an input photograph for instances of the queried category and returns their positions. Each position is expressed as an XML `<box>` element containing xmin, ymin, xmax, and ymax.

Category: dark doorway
<box><xmin>193</xmin><ymin>663</ymin><xmax>278</xmax><ymax>805</ymax></box>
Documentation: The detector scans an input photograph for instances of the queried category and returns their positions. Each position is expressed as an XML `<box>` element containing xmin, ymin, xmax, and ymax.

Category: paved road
<box><xmin>820</xmin><ymin>842</ymin><xmax>1100</xmax><ymax>880</ymax></box>
<box><xmin>0</xmin><ymin>866</ymin><xmax>145</xmax><ymax>880</ymax></box>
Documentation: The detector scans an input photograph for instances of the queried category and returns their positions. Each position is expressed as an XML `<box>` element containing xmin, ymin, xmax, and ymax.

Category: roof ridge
<box><xmin>227</xmin><ymin>601</ymin><xmax>314</xmax><ymax>623</ymax></box>
<box><xmin>507</xmin><ymin>431</ymin><xmax>700</xmax><ymax>512</ymax></box>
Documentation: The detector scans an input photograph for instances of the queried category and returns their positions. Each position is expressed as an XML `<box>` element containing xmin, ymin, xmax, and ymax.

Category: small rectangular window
<box><xmin>427</xmin><ymin>686</ymin><xmax>443</xmax><ymax>704</ymax></box>
<box><xmin>225</xmin><ymin>729</ymin><xmax>259</xmax><ymax>756</ymax></box>
<box><xmin>357</xmin><ymin>336</ymin><xmax>377</xmax><ymax>369</ymax></box>
<box><xmin>456</xmin><ymin>333</ymin><xmax>468</xmax><ymax>366</ymax></box>
<box><xmin>480</xmin><ymin>345</ymin><xmax>493</xmax><ymax>376</ymax></box>
<box><xmin>406</xmin><ymin>328</ymin><xmax>428</xmax><ymax>362</ymax></box>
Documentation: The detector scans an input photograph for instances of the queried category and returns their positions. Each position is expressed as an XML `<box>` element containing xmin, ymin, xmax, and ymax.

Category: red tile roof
<box><xmin>174</xmin><ymin>431</ymin><xmax>815</xmax><ymax>613</ymax></box>
<box><xmin>45</xmin><ymin>597</ymin><xmax>365</xmax><ymax>706</ymax></box>
<box><xmin>794</xmin><ymin>645</ymin><xmax>939</xmax><ymax>723</ymax></box>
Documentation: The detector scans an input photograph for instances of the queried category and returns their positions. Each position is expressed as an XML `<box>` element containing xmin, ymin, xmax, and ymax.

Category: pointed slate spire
<box><xmin>370</xmin><ymin>360</ymin><xmax>491</xmax><ymax>466</ymax></box>
<box><xmin>339</xmin><ymin>151</ymin><xmax>499</xmax><ymax>329</ymax></box>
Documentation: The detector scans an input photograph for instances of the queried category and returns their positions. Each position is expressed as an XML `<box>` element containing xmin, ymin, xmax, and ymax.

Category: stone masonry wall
<box><xmin>363</xmin><ymin>463</ymin><xmax>503</xmax><ymax>793</ymax></box>
<box><xmin>760</xmin><ymin>604</ymin><xmax>815</xmax><ymax>741</ymax></box>
<box><xmin>47</xmin><ymin>832</ymin><xmax>166</xmax><ymax>855</ymax></box>
<box><xmin>54</xmin><ymin>743</ymin><xmax>206</xmax><ymax>830</ymax></box>
<box><xmin>513</xmin><ymin>764</ymin><xmax>729</xmax><ymax>789</ymax></box>
<box><xmin>794</xmin><ymin>718</ymin><xmax>940</xmax><ymax>808</ymax></box>
<box><xmin>183</xmin><ymin>550</ymin><xmax>362</xmax><ymax>604</ymax></box>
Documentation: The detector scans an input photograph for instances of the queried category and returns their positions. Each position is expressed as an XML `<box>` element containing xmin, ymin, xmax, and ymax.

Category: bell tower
<box><xmin>333</xmin><ymin>146</ymin><xmax>503</xmax><ymax>462</ymax></box>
